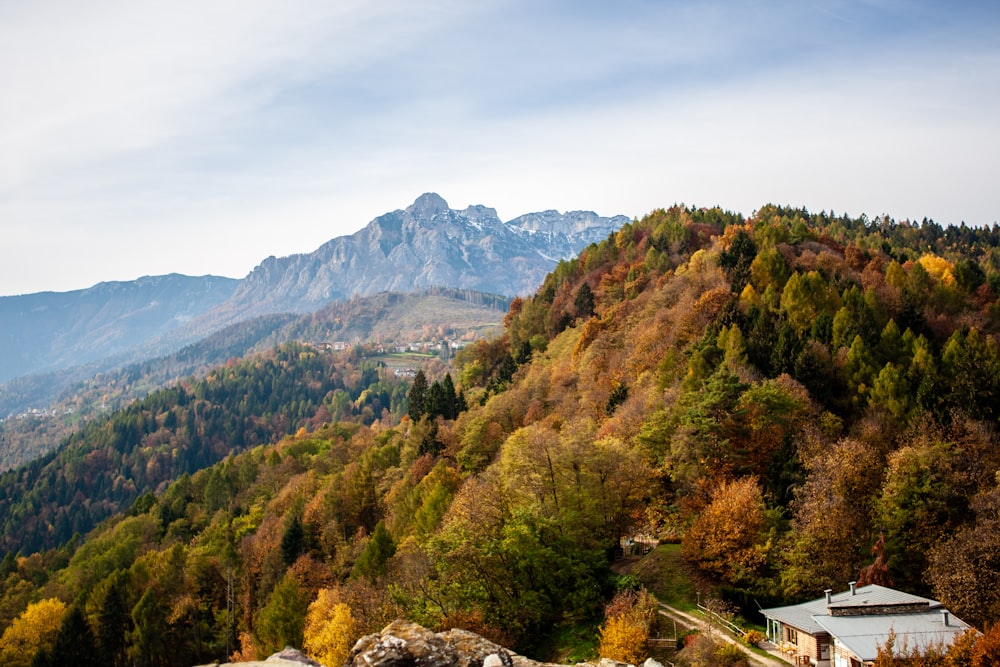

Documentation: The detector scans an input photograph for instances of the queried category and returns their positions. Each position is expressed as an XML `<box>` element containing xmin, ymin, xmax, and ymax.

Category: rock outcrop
<box><xmin>195</xmin><ymin>620</ymin><xmax>666</xmax><ymax>667</ymax></box>
<box><xmin>344</xmin><ymin>620</ymin><xmax>659</xmax><ymax>667</ymax></box>
<box><xmin>195</xmin><ymin>645</ymin><xmax>322</xmax><ymax>667</ymax></box>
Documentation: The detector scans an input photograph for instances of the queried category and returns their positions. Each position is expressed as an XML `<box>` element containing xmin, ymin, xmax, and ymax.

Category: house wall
<box><xmin>771</xmin><ymin>623</ymin><xmax>830</xmax><ymax>666</ymax></box>
<box><xmin>832</xmin><ymin>642</ymin><xmax>865</xmax><ymax>667</ymax></box>
<box><xmin>796</xmin><ymin>630</ymin><xmax>830</xmax><ymax>664</ymax></box>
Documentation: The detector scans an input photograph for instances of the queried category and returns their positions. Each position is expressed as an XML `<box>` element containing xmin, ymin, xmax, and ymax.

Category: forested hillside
<box><xmin>0</xmin><ymin>342</ymin><xmax>421</xmax><ymax>557</ymax></box>
<box><xmin>1</xmin><ymin>204</ymin><xmax>999</xmax><ymax>667</ymax></box>
<box><xmin>0</xmin><ymin>288</ymin><xmax>505</xmax><ymax>471</ymax></box>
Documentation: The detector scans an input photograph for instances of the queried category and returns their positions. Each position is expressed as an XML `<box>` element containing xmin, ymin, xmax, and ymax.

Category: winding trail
<box><xmin>611</xmin><ymin>553</ymin><xmax>787</xmax><ymax>667</ymax></box>
<box><xmin>654</xmin><ymin>601</ymin><xmax>788</xmax><ymax>667</ymax></box>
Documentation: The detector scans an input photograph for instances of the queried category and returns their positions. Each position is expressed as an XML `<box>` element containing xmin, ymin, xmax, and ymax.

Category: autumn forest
<box><xmin>1</xmin><ymin>204</ymin><xmax>1000</xmax><ymax>667</ymax></box>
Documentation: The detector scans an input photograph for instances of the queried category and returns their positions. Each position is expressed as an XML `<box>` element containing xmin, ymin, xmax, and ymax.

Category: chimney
<box><xmin>825</xmin><ymin>589</ymin><xmax>833</xmax><ymax>604</ymax></box>
<box><xmin>942</xmin><ymin>611</ymin><xmax>950</xmax><ymax>626</ymax></box>
<box><xmin>849</xmin><ymin>581</ymin><xmax>857</xmax><ymax>596</ymax></box>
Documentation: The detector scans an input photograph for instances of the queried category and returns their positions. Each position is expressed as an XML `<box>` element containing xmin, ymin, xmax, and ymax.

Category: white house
<box><xmin>761</xmin><ymin>583</ymin><xmax>971</xmax><ymax>667</ymax></box>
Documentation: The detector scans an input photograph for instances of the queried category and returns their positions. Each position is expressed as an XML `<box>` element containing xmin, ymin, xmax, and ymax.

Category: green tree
<box><xmin>909</xmin><ymin>334</ymin><xmax>939</xmax><ymax>411</ymax></box>
<box><xmin>408</xmin><ymin>370</ymin><xmax>428</xmax><ymax>421</ymax></box>
<box><xmin>281</xmin><ymin>514</ymin><xmax>306</xmax><ymax>567</ymax></box>
<box><xmin>953</xmin><ymin>258</ymin><xmax>986</xmax><ymax>293</ymax></box>
<box><xmin>129</xmin><ymin>589</ymin><xmax>170</xmax><ymax>667</ymax></box>
<box><xmin>353</xmin><ymin>521</ymin><xmax>396</xmax><ymax>581</ymax></box>
<box><xmin>733</xmin><ymin>377</ymin><xmax>809</xmax><ymax>496</ymax></box>
<box><xmin>718</xmin><ymin>229</ymin><xmax>757</xmax><ymax>293</ymax></box>
<box><xmin>428</xmin><ymin>470</ymin><xmax>605</xmax><ymax>651</ymax></box>
<box><xmin>877</xmin><ymin>319</ymin><xmax>906</xmax><ymax>366</ymax></box>
<box><xmin>670</xmin><ymin>368</ymin><xmax>748</xmax><ymax>486</ymax></box>
<box><xmin>718</xmin><ymin>324</ymin><xmax>749</xmax><ymax>372</ymax></box>
<box><xmin>750</xmin><ymin>246</ymin><xmax>790</xmax><ymax>293</ymax></box>
<box><xmin>94</xmin><ymin>572</ymin><xmax>132</xmax><ymax>667</ymax></box>
<box><xmin>574</xmin><ymin>282</ymin><xmax>596</xmax><ymax>320</ymax></box>
<box><xmin>780</xmin><ymin>271</ymin><xmax>840</xmax><ymax>336</ymax></box>
<box><xmin>940</xmin><ymin>328</ymin><xmax>1000</xmax><ymax>419</ymax></box>
<box><xmin>876</xmin><ymin>439</ymin><xmax>971</xmax><ymax>593</ymax></box>
<box><xmin>770</xmin><ymin>320</ymin><xmax>802</xmax><ymax>375</ymax></box>
<box><xmin>255</xmin><ymin>572</ymin><xmax>309</xmax><ymax>657</ymax></box>
<box><xmin>441</xmin><ymin>374</ymin><xmax>459</xmax><ymax>419</ymax></box>
<box><xmin>32</xmin><ymin>606</ymin><xmax>98</xmax><ymax>667</ymax></box>
<box><xmin>869</xmin><ymin>363</ymin><xmax>912</xmax><ymax>420</ymax></box>
<box><xmin>845</xmin><ymin>335</ymin><xmax>876</xmax><ymax>408</ymax></box>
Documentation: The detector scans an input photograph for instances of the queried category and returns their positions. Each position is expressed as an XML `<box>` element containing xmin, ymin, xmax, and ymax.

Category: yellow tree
<box><xmin>599</xmin><ymin>614</ymin><xmax>648</xmax><ymax>665</ymax></box>
<box><xmin>303</xmin><ymin>588</ymin><xmax>357</xmax><ymax>667</ymax></box>
<box><xmin>0</xmin><ymin>598</ymin><xmax>67</xmax><ymax>667</ymax></box>
<box><xmin>598</xmin><ymin>589</ymin><xmax>658</xmax><ymax>665</ymax></box>
<box><xmin>682</xmin><ymin>477</ymin><xmax>773</xmax><ymax>587</ymax></box>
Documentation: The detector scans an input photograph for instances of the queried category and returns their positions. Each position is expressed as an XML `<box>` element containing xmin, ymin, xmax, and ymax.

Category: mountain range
<box><xmin>0</xmin><ymin>193</ymin><xmax>627</xmax><ymax>387</ymax></box>
<box><xmin>229</xmin><ymin>192</ymin><xmax>628</xmax><ymax>316</ymax></box>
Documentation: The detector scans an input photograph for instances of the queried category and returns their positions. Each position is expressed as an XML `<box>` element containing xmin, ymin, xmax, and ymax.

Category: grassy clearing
<box><xmin>631</xmin><ymin>544</ymin><xmax>700</xmax><ymax>613</ymax></box>
<box><xmin>379</xmin><ymin>352</ymin><xmax>437</xmax><ymax>362</ymax></box>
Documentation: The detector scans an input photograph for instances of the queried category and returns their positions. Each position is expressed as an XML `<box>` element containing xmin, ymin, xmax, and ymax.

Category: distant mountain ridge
<box><xmin>224</xmin><ymin>192</ymin><xmax>628</xmax><ymax>317</ymax></box>
<box><xmin>0</xmin><ymin>274</ymin><xmax>237</xmax><ymax>383</ymax></box>
<box><xmin>0</xmin><ymin>193</ymin><xmax>626</xmax><ymax>387</ymax></box>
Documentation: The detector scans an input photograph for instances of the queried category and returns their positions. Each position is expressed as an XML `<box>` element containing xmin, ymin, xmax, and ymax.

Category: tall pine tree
<box><xmin>407</xmin><ymin>370</ymin><xmax>427</xmax><ymax>421</ymax></box>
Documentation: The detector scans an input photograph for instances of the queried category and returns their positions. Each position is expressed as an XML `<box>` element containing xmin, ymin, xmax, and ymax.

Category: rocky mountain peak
<box><xmin>407</xmin><ymin>192</ymin><xmax>451</xmax><ymax>218</ymax></box>
<box><xmin>460</xmin><ymin>204</ymin><xmax>503</xmax><ymax>230</ymax></box>
<box><xmin>228</xmin><ymin>195</ymin><xmax>626</xmax><ymax>315</ymax></box>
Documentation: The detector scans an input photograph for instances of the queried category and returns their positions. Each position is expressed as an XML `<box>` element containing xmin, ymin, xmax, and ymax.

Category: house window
<box><xmin>787</xmin><ymin>628</ymin><xmax>798</xmax><ymax>645</ymax></box>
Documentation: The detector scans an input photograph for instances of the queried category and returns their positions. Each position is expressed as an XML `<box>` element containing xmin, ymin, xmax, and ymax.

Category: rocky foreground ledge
<box><xmin>197</xmin><ymin>619</ymin><xmax>666</xmax><ymax>667</ymax></box>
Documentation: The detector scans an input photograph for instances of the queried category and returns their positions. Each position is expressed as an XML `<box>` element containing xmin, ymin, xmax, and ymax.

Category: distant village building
<box><xmin>761</xmin><ymin>583</ymin><xmax>971</xmax><ymax>667</ymax></box>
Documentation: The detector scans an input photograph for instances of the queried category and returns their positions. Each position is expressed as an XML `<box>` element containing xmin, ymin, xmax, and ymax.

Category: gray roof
<box><xmin>815</xmin><ymin>612</ymin><xmax>971</xmax><ymax>662</ymax></box>
<box><xmin>762</xmin><ymin>585</ymin><xmax>970</xmax><ymax>661</ymax></box>
<box><xmin>762</xmin><ymin>584</ymin><xmax>942</xmax><ymax>633</ymax></box>
<box><xmin>762</xmin><ymin>596</ymin><xmax>832</xmax><ymax>635</ymax></box>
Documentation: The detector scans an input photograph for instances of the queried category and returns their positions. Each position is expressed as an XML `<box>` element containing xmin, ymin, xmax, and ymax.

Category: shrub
<box><xmin>714</xmin><ymin>641</ymin><xmax>749</xmax><ymax>666</ymax></box>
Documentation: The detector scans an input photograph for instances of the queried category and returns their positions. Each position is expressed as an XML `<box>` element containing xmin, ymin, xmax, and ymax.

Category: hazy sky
<box><xmin>2</xmin><ymin>0</ymin><xmax>998</xmax><ymax>296</ymax></box>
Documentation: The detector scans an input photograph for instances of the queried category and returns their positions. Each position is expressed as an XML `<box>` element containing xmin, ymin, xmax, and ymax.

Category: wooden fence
<box><xmin>644</xmin><ymin>637</ymin><xmax>677</xmax><ymax>667</ymax></box>
<box><xmin>696</xmin><ymin>602</ymin><xmax>743</xmax><ymax>637</ymax></box>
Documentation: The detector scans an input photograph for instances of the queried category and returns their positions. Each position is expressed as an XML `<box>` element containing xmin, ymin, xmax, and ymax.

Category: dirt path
<box><xmin>654</xmin><ymin>602</ymin><xmax>787</xmax><ymax>667</ymax></box>
<box><xmin>612</xmin><ymin>552</ymin><xmax>787</xmax><ymax>667</ymax></box>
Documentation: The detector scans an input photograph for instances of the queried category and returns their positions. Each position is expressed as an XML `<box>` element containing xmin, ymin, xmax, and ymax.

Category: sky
<box><xmin>2</xmin><ymin>0</ymin><xmax>999</xmax><ymax>296</ymax></box>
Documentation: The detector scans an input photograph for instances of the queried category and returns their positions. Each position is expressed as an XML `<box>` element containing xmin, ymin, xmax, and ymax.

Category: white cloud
<box><xmin>1</xmin><ymin>0</ymin><xmax>998</xmax><ymax>295</ymax></box>
<box><xmin>0</xmin><ymin>0</ymin><xmax>476</xmax><ymax>190</ymax></box>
